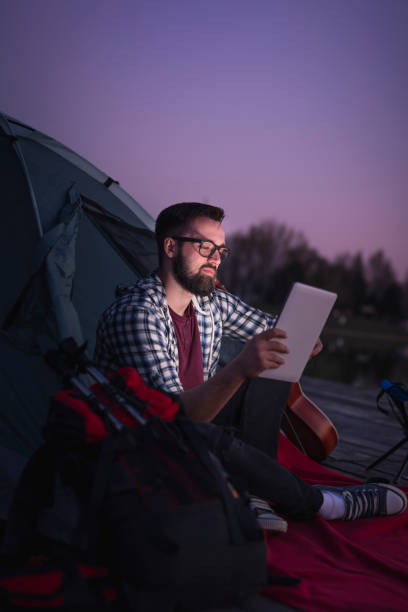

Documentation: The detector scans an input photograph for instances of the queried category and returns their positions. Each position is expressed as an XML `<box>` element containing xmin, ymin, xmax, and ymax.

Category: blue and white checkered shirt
<box><xmin>94</xmin><ymin>272</ymin><xmax>277</xmax><ymax>394</ymax></box>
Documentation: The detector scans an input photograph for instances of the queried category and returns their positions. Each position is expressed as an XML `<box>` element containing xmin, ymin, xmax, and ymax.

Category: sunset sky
<box><xmin>1</xmin><ymin>0</ymin><xmax>407</xmax><ymax>280</ymax></box>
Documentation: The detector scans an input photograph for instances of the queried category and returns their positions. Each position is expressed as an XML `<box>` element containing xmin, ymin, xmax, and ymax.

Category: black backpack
<box><xmin>2</xmin><ymin>340</ymin><xmax>267</xmax><ymax>611</ymax></box>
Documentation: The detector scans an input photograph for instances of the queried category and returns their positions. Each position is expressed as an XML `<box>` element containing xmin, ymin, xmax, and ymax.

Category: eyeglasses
<box><xmin>171</xmin><ymin>236</ymin><xmax>231</xmax><ymax>260</ymax></box>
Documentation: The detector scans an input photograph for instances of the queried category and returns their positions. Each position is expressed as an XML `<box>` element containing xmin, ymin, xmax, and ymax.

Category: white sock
<box><xmin>317</xmin><ymin>490</ymin><xmax>346</xmax><ymax>520</ymax></box>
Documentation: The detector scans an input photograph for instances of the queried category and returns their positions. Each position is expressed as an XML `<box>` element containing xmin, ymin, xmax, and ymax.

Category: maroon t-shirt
<box><xmin>168</xmin><ymin>302</ymin><xmax>204</xmax><ymax>390</ymax></box>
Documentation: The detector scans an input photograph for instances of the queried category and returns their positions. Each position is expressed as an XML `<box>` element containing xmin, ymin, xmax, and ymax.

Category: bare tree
<box><xmin>220</xmin><ymin>224</ymin><xmax>404</xmax><ymax>320</ymax></box>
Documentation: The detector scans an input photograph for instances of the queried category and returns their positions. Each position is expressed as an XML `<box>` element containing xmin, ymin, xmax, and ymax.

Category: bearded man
<box><xmin>94</xmin><ymin>202</ymin><xmax>406</xmax><ymax>528</ymax></box>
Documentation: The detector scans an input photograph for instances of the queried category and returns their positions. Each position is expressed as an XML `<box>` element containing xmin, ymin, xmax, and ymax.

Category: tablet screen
<box><xmin>259</xmin><ymin>282</ymin><xmax>337</xmax><ymax>383</ymax></box>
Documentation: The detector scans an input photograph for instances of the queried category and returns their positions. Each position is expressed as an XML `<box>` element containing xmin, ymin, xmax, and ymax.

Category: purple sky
<box><xmin>1</xmin><ymin>0</ymin><xmax>407</xmax><ymax>280</ymax></box>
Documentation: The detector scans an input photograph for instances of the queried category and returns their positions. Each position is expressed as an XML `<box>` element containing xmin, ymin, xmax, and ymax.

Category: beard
<box><xmin>173</xmin><ymin>252</ymin><xmax>217</xmax><ymax>296</ymax></box>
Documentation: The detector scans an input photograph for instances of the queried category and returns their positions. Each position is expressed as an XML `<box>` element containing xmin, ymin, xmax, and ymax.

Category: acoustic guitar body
<box><xmin>281</xmin><ymin>382</ymin><xmax>339</xmax><ymax>462</ymax></box>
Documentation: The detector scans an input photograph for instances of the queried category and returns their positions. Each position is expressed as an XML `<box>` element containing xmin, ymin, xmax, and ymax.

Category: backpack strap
<box><xmin>178</xmin><ymin>419</ymin><xmax>261</xmax><ymax>544</ymax></box>
<box><xmin>72</xmin><ymin>433</ymin><xmax>118</xmax><ymax>555</ymax></box>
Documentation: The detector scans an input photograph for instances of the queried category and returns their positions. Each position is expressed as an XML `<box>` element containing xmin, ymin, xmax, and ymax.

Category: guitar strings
<box><xmin>281</xmin><ymin>411</ymin><xmax>309</xmax><ymax>457</ymax></box>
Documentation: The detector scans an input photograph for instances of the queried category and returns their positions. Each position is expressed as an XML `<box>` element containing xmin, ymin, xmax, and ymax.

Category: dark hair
<box><xmin>155</xmin><ymin>202</ymin><xmax>225</xmax><ymax>263</ymax></box>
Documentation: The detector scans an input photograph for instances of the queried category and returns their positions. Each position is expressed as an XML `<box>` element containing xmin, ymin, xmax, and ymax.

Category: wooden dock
<box><xmin>220</xmin><ymin>338</ymin><xmax>408</xmax><ymax>483</ymax></box>
<box><xmin>300</xmin><ymin>376</ymin><xmax>408</xmax><ymax>484</ymax></box>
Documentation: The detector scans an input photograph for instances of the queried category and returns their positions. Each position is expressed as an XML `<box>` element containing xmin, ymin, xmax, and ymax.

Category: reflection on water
<box><xmin>221</xmin><ymin>335</ymin><xmax>407</xmax><ymax>391</ymax></box>
<box><xmin>303</xmin><ymin>335</ymin><xmax>408</xmax><ymax>389</ymax></box>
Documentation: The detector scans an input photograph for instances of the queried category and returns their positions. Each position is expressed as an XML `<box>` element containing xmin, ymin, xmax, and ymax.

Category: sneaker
<box><xmin>317</xmin><ymin>482</ymin><xmax>407</xmax><ymax>521</ymax></box>
<box><xmin>249</xmin><ymin>495</ymin><xmax>288</xmax><ymax>532</ymax></box>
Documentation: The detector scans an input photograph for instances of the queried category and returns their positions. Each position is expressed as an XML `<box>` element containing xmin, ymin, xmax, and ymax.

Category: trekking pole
<box><xmin>58</xmin><ymin>338</ymin><xmax>147</xmax><ymax>426</ymax></box>
<box><xmin>45</xmin><ymin>348</ymin><xmax>124</xmax><ymax>432</ymax></box>
<box><xmin>82</xmin><ymin>363</ymin><xmax>147</xmax><ymax>426</ymax></box>
<box><xmin>69</xmin><ymin>374</ymin><xmax>124</xmax><ymax>432</ymax></box>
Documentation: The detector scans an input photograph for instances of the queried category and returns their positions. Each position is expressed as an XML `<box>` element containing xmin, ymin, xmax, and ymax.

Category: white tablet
<box><xmin>259</xmin><ymin>282</ymin><xmax>337</xmax><ymax>383</ymax></box>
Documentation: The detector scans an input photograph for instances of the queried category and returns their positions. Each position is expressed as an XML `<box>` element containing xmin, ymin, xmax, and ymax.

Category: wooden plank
<box><xmin>299</xmin><ymin>376</ymin><xmax>408</xmax><ymax>483</ymax></box>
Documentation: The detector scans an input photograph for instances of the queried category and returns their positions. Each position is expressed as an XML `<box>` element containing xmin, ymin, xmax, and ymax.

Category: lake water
<box><xmin>303</xmin><ymin>333</ymin><xmax>408</xmax><ymax>390</ymax></box>
<box><xmin>221</xmin><ymin>333</ymin><xmax>408</xmax><ymax>391</ymax></box>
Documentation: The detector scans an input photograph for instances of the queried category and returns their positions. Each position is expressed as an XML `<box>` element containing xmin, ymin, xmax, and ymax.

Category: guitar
<box><xmin>281</xmin><ymin>382</ymin><xmax>339</xmax><ymax>462</ymax></box>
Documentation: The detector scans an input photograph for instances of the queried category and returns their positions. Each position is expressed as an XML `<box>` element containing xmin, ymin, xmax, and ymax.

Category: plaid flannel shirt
<box><xmin>94</xmin><ymin>272</ymin><xmax>277</xmax><ymax>394</ymax></box>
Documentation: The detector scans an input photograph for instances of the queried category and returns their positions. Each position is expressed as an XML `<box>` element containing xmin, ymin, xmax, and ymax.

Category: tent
<box><xmin>0</xmin><ymin>112</ymin><xmax>158</xmax><ymax>520</ymax></box>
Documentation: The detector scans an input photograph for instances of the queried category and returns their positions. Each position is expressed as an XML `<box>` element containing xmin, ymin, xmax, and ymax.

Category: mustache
<box><xmin>199</xmin><ymin>264</ymin><xmax>217</xmax><ymax>272</ymax></box>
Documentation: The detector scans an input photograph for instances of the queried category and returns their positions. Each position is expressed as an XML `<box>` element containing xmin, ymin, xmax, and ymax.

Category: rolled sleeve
<box><xmin>216</xmin><ymin>291</ymin><xmax>277</xmax><ymax>340</ymax></box>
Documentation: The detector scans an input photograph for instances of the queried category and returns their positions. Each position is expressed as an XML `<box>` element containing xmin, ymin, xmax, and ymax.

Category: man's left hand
<box><xmin>310</xmin><ymin>338</ymin><xmax>323</xmax><ymax>359</ymax></box>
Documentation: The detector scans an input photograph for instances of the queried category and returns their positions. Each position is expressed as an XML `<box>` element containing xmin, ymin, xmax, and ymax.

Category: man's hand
<box><xmin>310</xmin><ymin>338</ymin><xmax>323</xmax><ymax>359</ymax></box>
<box><xmin>233</xmin><ymin>328</ymin><xmax>289</xmax><ymax>378</ymax></box>
<box><xmin>180</xmin><ymin>328</ymin><xmax>289</xmax><ymax>422</ymax></box>
<box><xmin>180</xmin><ymin>330</ymin><xmax>320</xmax><ymax>423</ymax></box>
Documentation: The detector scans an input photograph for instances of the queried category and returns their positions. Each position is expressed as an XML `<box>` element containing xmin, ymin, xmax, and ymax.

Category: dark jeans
<box><xmin>205</xmin><ymin>378</ymin><xmax>323</xmax><ymax>521</ymax></box>
<box><xmin>214</xmin><ymin>377</ymin><xmax>291</xmax><ymax>458</ymax></box>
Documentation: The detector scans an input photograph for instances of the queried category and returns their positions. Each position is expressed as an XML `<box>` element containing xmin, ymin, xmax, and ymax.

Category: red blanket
<box><xmin>264</xmin><ymin>434</ymin><xmax>408</xmax><ymax>611</ymax></box>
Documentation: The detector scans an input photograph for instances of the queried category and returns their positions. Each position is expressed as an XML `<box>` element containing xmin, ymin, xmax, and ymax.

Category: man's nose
<box><xmin>208</xmin><ymin>248</ymin><xmax>221</xmax><ymax>263</ymax></box>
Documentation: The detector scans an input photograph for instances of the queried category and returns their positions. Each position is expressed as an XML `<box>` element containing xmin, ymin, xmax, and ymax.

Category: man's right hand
<box><xmin>234</xmin><ymin>328</ymin><xmax>289</xmax><ymax>378</ymax></box>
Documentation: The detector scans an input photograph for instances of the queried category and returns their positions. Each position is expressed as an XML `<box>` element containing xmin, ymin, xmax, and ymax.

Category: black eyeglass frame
<box><xmin>170</xmin><ymin>236</ymin><xmax>231</xmax><ymax>260</ymax></box>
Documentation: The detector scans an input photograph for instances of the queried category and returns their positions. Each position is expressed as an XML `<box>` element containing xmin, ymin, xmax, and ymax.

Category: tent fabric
<box><xmin>0</xmin><ymin>112</ymin><xmax>158</xmax><ymax>519</ymax></box>
<box><xmin>264</xmin><ymin>433</ymin><xmax>408</xmax><ymax>611</ymax></box>
<box><xmin>4</xmin><ymin>194</ymin><xmax>84</xmax><ymax>353</ymax></box>
<box><xmin>4</xmin><ymin>190</ymin><xmax>158</xmax><ymax>355</ymax></box>
<box><xmin>0</xmin><ymin>114</ymin><xmax>154</xmax><ymax>231</ymax></box>
<box><xmin>82</xmin><ymin>195</ymin><xmax>159</xmax><ymax>277</ymax></box>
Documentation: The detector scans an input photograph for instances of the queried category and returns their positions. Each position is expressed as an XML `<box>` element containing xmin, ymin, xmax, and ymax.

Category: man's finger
<box><xmin>266</xmin><ymin>341</ymin><xmax>290</xmax><ymax>354</ymax></box>
<box><xmin>310</xmin><ymin>338</ymin><xmax>323</xmax><ymax>358</ymax></box>
<box><xmin>261</xmin><ymin>327</ymin><xmax>287</xmax><ymax>340</ymax></box>
<box><xmin>270</xmin><ymin>355</ymin><xmax>286</xmax><ymax>366</ymax></box>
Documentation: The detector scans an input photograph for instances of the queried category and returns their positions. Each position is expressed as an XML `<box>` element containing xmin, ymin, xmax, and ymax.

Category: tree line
<box><xmin>219</xmin><ymin>220</ymin><xmax>407</xmax><ymax>321</ymax></box>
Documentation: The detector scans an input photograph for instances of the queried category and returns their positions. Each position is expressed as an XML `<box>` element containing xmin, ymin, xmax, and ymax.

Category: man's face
<box><xmin>172</xmin><ymin>217</ymin><xmax>226</xmax><ymax>296</ymax></box>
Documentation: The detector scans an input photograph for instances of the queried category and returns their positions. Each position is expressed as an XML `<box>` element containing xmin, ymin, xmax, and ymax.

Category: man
<box><xmin>95</xmin><ymin>202</ymin><xmax>407</xmax><ymax>527</ymax></box>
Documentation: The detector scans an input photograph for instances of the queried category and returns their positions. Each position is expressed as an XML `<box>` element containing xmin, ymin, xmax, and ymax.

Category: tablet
<box><xmin>258</xmin><ymin>282</ymin><xmax>337</xmax><ymax>383</ymax></box>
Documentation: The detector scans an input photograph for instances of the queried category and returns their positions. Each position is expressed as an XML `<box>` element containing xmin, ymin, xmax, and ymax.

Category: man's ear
<box><xmin>163</xmin><ymin>237</ymin><xmax>177</xmax><ymax>259</ymax></box>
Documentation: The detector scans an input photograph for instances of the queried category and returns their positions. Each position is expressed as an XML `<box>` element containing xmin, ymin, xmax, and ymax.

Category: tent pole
<box><xmin>0</xmin><ymin>113</ymin><xmax>44</xmax><ymax>238</ymax></box>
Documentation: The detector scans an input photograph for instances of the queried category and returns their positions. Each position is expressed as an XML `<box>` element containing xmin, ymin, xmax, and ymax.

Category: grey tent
<box><xmin>0</xmin><ymin>112</ymin><xmax>158</xmax><ymax>520</ymax></box>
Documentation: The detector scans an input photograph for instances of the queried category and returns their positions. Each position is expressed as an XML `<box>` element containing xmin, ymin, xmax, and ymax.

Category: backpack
<box><xmin>2</xmin><ymin>340</ymin><xmax>267</xmax><ymax>611</ymax></box>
